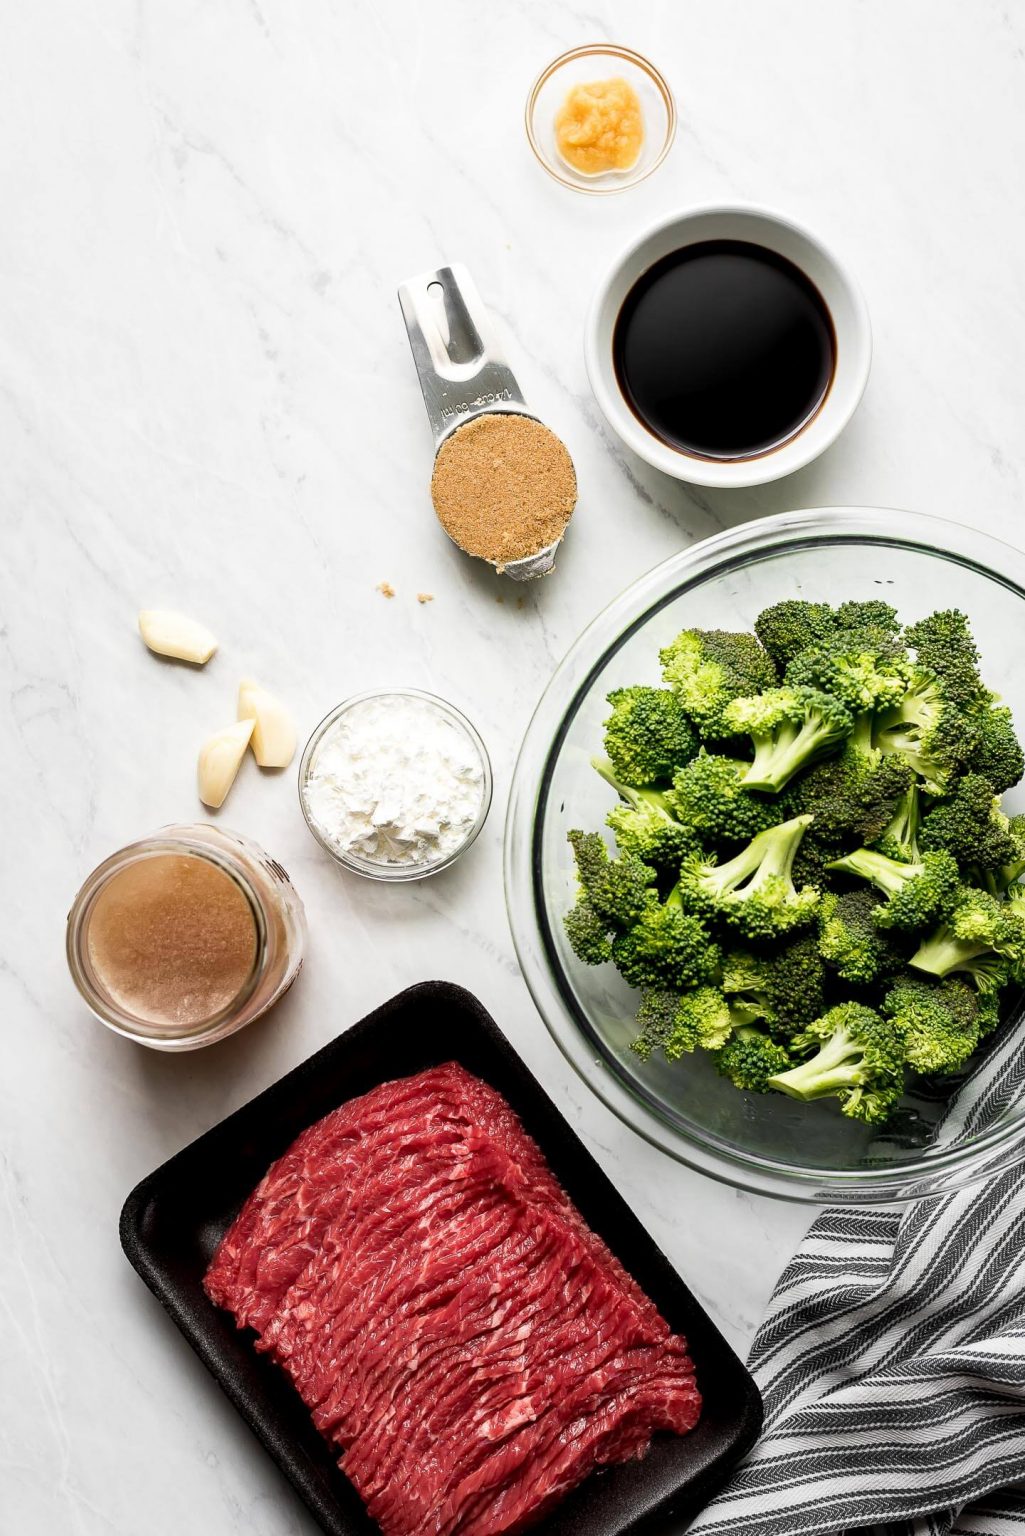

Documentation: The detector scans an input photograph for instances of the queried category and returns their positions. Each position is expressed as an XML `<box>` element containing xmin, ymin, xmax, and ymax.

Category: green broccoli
<box><xmin>902</xmin><ymin>609</ymin><xmax>985</xmax><ymax>709</ymax></box>
<box><xmin>631</xmin><ymin>985</ymin><xmax>734</xmax><ymax>1061</ymax></box>
<box><xmin>767</xmin><ymin>1002</ymin><xmax>907</xmax><ymax>1124</ymax></box>
<box><xmin>882</xmin><ymin>974</ymin><xmax>983</xmax><ymax>1075</ymax></box>
<box><xmin>753</xmin><ymin>600</ymin><xmax>839</xmax><ymax>670</ymax></box>
<box><xmin>563</xmin><ymin>901</ymin><xmax>615</xmax><ymax>966</ymax></box>
<box><xmin>826</xmin><ymin>846</ymin><xmax>961</xmax><ymax>932</ymax></box>
<box><xmin>835</xmin><ymin>600</ymin><xmax>902</xmax><ymax>636</ymax></box>
<box><xmin>919</xmin><ymin>773</ymin><xmax>1022</xmax><ymax>873</ymax></box>
<box><xmin>678</xmin><ymin>815</ymin><xmax>820</xmax><ymax>939</ymax></box>
<box><xmin>611</xmin><ymin>886</ymin><xmax>721</xmax><ymax>991</ymax></box>
<box><xmin>602</xmin><ymin>686</ymin><xmax>699</xmax><ymax>787</ymax></box>
<box><xmin>784</xmin><ymin>621</ymin><xmax>909</xmax><ymax>714</ymax></box>
<box><xmin>714</xmin><ymin>1026</ymin><xmax>793</xmax><ymax>1092</ymax></box>
<box><xmin>875</xmin><ymin>779</ymin><xmax>921</xmax><ymax>863</ymax></box>
<box><xmin>723</xmin><ymin>686</ymin><xmax>854</xmax><ymax>793</ymax></box>
<box><xmin>910</xmin><ymin>887</ymin><xmax>1025</xmax><ymax>989</ymax></box>
<box><xmin>563</xmin><ymin>830</ymin><xmax>655</xmax><ymax>965</ymax></box>
<box><xmin>666</xmin><ymin>750</ymin><xmax>782</xmax><ymax>846</ymax></box>
<box><xmin>571</xmin><ymin>599</ymin><xmax>1021</xmax><ymax>1125</ymax></box>
<box><xmin>721</xmin><ymin>936</ymin><xmax>827</xmax><ymax>1036</ymax></box>
<box><xmin>659</xmin><ymin>628</ymin><xmax>777</xmax><ymax>741</ymax></box>
<box><xmin>592</xmin><ymin>759</ymin><xmax>694</xmax><ymax>869</ymax></box>
<box><xmin>873</xmin><ymin>667</ymin><xmax>980</xmax><ymax>794</ymax></box>
<box><xmin>783</xmin><ymin>744</ymin><xmax>914</xmax><ymax>851</ymax></box>
<box><xmin>817</xmin><ymin>888</ymin><xmax>907</xmax><ymax>984</ymax></box>
<box><xmin>973</xmin><ymin>701</ymin><xmax>1025</xmax><ymax>794</ymax></box>
<box><xmin>991</xmin><ymin>813</ymin><xmax>1025</xmax><ymax>892</ymax></box>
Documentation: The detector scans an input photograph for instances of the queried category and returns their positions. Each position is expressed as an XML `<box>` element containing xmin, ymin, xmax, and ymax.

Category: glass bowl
<box><xmin>525</xmin><ymin>44</ymin><xmax>676</xmax><ymax>195</ymax></box>
<box><xmin>299</xmin><ymin>689</ymin><xmax>492</xmax><ymax>882</ymax></box>
<box><xmin>504</xmin><ymin>508</ymin><xmax>1025</xmax><ymax>1203</ymax></box>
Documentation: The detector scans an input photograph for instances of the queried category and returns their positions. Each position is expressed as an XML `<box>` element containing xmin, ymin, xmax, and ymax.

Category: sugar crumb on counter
<box><xmin>376</xmin><ymin>581</ymin><xmax>395</xmax><ymax>598</ymax></box>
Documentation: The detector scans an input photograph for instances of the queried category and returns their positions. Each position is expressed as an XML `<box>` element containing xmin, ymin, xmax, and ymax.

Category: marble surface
<box><xmin>4</xmin><ymin>0</ymin><xmax>1025</xmax><ymax>1530</ymax></box>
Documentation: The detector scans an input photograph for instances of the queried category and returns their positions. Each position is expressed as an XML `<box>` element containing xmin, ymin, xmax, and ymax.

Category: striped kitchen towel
<box><xmin>688</xmin><ymin>1019</ymin><xmax>1025</xmax><ymax>1536</ymax></box>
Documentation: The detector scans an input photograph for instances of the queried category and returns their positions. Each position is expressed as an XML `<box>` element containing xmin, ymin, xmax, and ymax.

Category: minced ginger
<box><xmin>554</xmin><ymin>77</ymin><xmax>644</xmax><ymax>176</ymax></box>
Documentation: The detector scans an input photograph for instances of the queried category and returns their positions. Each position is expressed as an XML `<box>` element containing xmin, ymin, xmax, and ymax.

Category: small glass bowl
<box><xmin>298</xmin><ymin>689</ymin><xmax>493</xmax><ymax>882</ymax></box>
<box><xmin>525</xmin><ymin>44</ymin><xmax>676</xmax><ymax>195</ymax></box>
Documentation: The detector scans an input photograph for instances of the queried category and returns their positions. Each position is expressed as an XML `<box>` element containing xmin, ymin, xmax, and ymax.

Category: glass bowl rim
<box><xmin>298</xmin><ymin>688</ymin><xmax>493</xmax><ymax>882</ymax></box>
<box><xmin>504</xmin><ymin>506</ymin><xmax>1025</xmax><ymax>1203</ymax></box>
<box><xmin>524</xmin><ymin>43</ymin><xmax>677</xmax><ymax>196</ymax></box>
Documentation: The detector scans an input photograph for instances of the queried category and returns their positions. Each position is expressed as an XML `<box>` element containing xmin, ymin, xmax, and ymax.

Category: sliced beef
<box><xmin>204</xmin><ymin>1064</ymin><xmax>701</xmax><ymax>1536</ymax></box>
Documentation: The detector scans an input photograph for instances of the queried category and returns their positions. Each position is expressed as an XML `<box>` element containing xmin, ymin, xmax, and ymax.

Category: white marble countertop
<box><xmin>5</xmin><ymin>1</ymin><xmax>1025</xmax><ymax>1530</ymax></box>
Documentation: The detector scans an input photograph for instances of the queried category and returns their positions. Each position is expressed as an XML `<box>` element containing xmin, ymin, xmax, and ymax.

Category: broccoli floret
<box><xmin>827</xmin><ymin>846</ymin><xmax>961</xmax><ymax>932</ymax></box>
<box><xmin>563</xmin><ymin>902</ymin><xmax>614</xmax><ymax>965</ymax></box>
<box><xmin>817</xmin><ymin>888</ymin><xmax>907</xmax><ymax>984</ymax></box>
<box><xmin>783</xmin><ymin>744</ymin><xmax>914</xmax><ymax>851</ymax></box>
<box><xmin>630</xmin><ymin>985</ymin><xmax>734</xmax><ymax>1061</ymax></box>
<box><xmin>714</xmin><ymin>1026</ymin><xmax>793</xmax><ymax>1092</ymax></box>
<box><xmin>666</xmin><ymin>750</ymin><xmax>782</xmax><ymax>846</ymax></box>
<box><xmin>611</xmin><ymin>886</ymin><xmax>721</xmax><ymax>991</ymax></box>
<box><xmin>723</xmin><ymin>686</ymin><xmax>854</xmax><ymax>793</ymax></box>
<box><xmin>919</xmin><ymin>773</ymin><xmax>1022</xmax><ymax>873</ymax></box>
<box><xmin>592</xmin><ymin>759</ymin><xmax>694</xmax><ymax>869</ymax></box>
<box><xmin>566</xmin><ymin>830</ymin><xmax>654</xmax><ymax>926</ymax></box>
<box><xmin>882</xmin><ymin>974</ymin><xmax>982</xmax><ymax>1075</ymax></box>
<box><xmin>973</xmin><ymin>701</ymin><xmax>1025</xmax><ymax>794</ymax></box>
<box><xmin>602</xmin><ymin>686</ymin><xmax>699</xmax><ymax>787</ymax></box>
<box><xmin>875</xmin><ymin>779</ymin><xmax>921</xmax><ymax>863</ymax></box>
<box><xmin>873</xmin><ymin>666</ymin><xmax>979</xmax><ymax>795</ymax></box>
<box><xmin>678</xmin><ymin>815</ymin><xmax>820</xmax><ymax>939</ymax></box>
<box><xmin>902</xmin><ymin>609</ymin><xmax>984</xmax><ymax>710</ymax></box>
<box><xmin>784</xmin><ymin>623</ymin><xmax>909</xmax><ymax>714</ymax></box>
<box><xmin>563</xmin><ymin>831</ymin><xmax>655</xmax><ymax>965</ymax></box>
<box><xmin>910</xmin><ymin>887</ymin><xmax>1025</xmax><ymax>989</ymax></box>
<box><xmin>754</xmin><ymin>600</ymin><xmax>838</xmax><ymax>670</ymax></box>
<box><xmin>721</xmin><ymin>936</ymin><xmax>827</xmax><ymax>1037</ymax></box>
<box><xmin>991</xmin><ymin>813</ymin><xmax>1025</xmax><ymax>892</ymax></box>
<box><xmin>659</xmin><ymin>628</ymin><xmax>777</xmax><ymax>741</ymax></box>
<box><xmin>976</xmin><ymin>989</ymin><xmax>1004</xmax><ymax>1037</ymax></box>
<box><xmin>767</xmin><ymin>1002</ymin><xmax>906</xmax><ymax>1123</ymax></box>
<box><xmin>835</xmin><ymin>600</ymin><xmax>902</xmax><ymax>636</ymax></box>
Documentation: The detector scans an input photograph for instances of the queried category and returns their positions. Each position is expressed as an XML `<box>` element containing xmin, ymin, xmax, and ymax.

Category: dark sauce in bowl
<box><xmin>612</xmin><ymin>239</ymin><xmax>836</xmax><ymax>461</ymax></box>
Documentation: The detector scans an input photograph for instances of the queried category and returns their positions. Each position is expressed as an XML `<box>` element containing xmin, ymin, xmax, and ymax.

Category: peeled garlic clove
<box><xmin>139</xmin><ymin>609</ymin><xmax>218</xmax><ymax>665</ymax></box>
<box><xmin>238</xmin><ymin>678</ymin><xmax>296</xmax><ymax>768</ymax></box>
<box><xmin>198</xmin><ymin>718</ymin><xmax>254</xmax><ymax>808</ymax></box>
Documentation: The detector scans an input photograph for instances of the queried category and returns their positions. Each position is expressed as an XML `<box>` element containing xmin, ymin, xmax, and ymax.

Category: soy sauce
<box><xmin>613</xmin><ymin>240</ymin><xmax>836</xmax><ymax>461</ymax></box>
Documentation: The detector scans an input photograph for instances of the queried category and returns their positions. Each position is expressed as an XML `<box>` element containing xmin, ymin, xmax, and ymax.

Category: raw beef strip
<box><xmin>204</xmin><ymin>1064</ymin><xmax>701</xmax><ymax>1536</ymax></box>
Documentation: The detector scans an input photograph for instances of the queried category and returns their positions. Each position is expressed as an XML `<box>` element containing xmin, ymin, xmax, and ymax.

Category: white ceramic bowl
<box><xmin>585</xmin><ymin>205</ymin><xmax>872</xmax><ymax>488</ymax></box>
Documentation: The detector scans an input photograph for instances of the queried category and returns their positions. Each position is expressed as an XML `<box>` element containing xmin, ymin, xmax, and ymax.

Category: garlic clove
<box><xmin>198</xmin><ymin>718</ymin><xmax>255</xmax><ymax>808</ymax></box>
<box><xmin>139</xmin><ymin>609</ymin><xmax>218</xmax><ymax>665</ymax></box>
<box><xmin>237</xmin><ymin>678</ymin><xmax>296</xmax><ymax>769</ymax></box>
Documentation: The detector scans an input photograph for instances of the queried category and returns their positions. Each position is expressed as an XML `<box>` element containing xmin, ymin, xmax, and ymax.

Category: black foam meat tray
<box><xmin>120</xmin><ymin>981</ymin><xmax>762</xmax><ymax>1536</ymax></box>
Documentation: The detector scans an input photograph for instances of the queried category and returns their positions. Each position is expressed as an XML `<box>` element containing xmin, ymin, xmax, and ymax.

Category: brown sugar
<box><xmin>430</xmin><ymin>413</ymin><xmax>577</xmax><ymax>568</ymax></box>
<box><xmin>86</xmin><ymin>852</ymin><xmax>258</xmax><ymax>1027</ymax></box>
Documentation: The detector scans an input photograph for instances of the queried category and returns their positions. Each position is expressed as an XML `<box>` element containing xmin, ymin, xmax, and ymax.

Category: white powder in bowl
<box><xmin>302</xmin><ymin>694</ymin><xmax>488</xmax><ymax>869</ymax></box>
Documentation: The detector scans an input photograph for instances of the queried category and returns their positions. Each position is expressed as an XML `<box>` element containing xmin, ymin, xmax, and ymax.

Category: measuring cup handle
<box><xmin>398</xmin><ymin>264</ymin><xmax>531</xmax><ymax>446</ymax></box>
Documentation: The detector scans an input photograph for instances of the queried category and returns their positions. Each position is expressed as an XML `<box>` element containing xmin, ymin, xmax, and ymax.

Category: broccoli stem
<box><xmin>849</xmin><ymin>712</ymin><xmax>875</xmax><ymax>756</ymax></box>
<box><xmin>910</xmin><ymin>927</ymin><xmax>990</xmax><ymax>979</ymax></box>
<box><xmin>827</xmin><ymin>847</ymin><xmax>912</xmax><ymax>896</ymax></box>
<box><xmin>742</xmin><ymin>721</ymin><xmax>841</xmax><ymax>793</ymax></box>
<box><xmin>705</xmin><ymin>815</ymin><xmax>812</xmax><ymax>898</ymax></box>
<box><xmin>768</xmin><ymin>1028</ymin><xmax>865</xmax><ymax>1101</ymax></box>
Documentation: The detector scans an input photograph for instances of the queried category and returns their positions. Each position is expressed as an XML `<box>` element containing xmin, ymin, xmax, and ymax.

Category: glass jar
<box><xmin>66</xmin><ymin>824</ymin><xmax>306</xmax><ymax>1051</ymax></box>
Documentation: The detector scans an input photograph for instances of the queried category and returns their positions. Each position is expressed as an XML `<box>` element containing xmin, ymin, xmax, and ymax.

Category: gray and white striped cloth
<box><xmin>688</xmin><ymin>1019</ymin><xmax>1025</xmax><ymax>1536</ymax></box>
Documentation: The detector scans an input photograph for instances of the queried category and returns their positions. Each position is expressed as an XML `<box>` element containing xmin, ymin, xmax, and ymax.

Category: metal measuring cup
<box><xmin>398</xmin><ymin>263</ymin><xmax>571</xmax><ymax>580</ymax></box>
